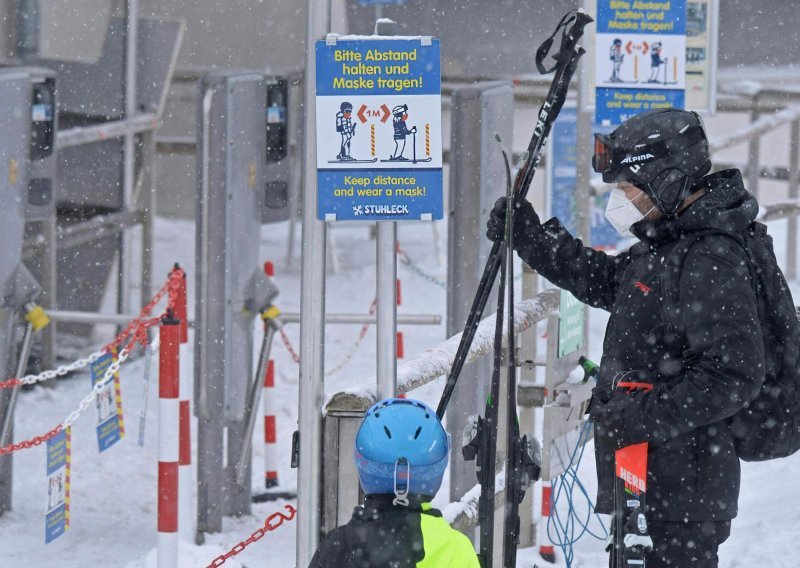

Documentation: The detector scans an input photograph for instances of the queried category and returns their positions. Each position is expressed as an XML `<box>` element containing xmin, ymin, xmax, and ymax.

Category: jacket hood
<box><xmin>630</xmin><ymin>169</ymin><xmax>758</xmax><ymax>245</ymax></box>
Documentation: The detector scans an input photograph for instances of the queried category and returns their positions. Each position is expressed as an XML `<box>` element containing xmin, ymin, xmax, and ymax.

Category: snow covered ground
<box><xmin>3</xmin><ymin>199</ymin><xmax>800</xmax><ymax>566</ymax></box>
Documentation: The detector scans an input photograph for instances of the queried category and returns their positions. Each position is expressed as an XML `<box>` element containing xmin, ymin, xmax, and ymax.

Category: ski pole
<box><xmin>412</xmin><ymin>130</ymin><xmax>417</xmax><ymax>164</ymax></box>
<box><xmin>436</xmin><ymin>9</ymin><xmax>593</xmax><ymax>420</ymax></box>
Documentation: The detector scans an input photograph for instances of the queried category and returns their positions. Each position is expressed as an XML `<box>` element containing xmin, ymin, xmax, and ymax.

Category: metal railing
<box><xmin>711</xmin><ymin>83</ymin><xmax>800</xmax><ymax>279</ymax></box>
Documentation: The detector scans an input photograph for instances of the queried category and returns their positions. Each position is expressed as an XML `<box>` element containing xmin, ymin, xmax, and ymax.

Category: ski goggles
<box><xmin>592</xmin><ymin>134</ymin><xmax>616</xmax><ymax>174</ymax></box>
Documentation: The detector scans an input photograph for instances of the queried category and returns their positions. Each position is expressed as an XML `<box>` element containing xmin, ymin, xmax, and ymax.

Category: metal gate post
<box><xmin>119</xmin><ymin>0</ymin><xmax>139</xmax><ymax>317</ymax></box>
<box><xmin>195</xmin><ymin>71</ymin><xmax>267</xmax><ymax>532</ymax></box>
<box><xmin>322</xmin><ymin>394</ymin><xmax>374</xmax><ymax>533</ymax></box>
<box><xmin>297</xmin><ymin>0</ymin><xmax>330</xmax><ymax>564</ymax></box>
<box><xmin>787</xmin><ymin>119</ymin><xmax>799</xmax><ymax>280</ymax></box>
<box><xmin>376</xmin><ymin>221</ymin><xmax>397</xmax><ymax>399</ymax></box>
<box><xmin>0</xmin><ymin>69</ymin><xmax>37</xmax><ymax>515</ymax></box>
<box><xmin>374</xmin><ymin>18</ymin><xmax>399</xmax><ymax>402</ymax></box>
<box><xmin>747</xmin><ymin>93</ymin><xmax>762</xmax><ymax>199</ymax></box>
<box><xmin>446</xmin><ymin>81</ymin><xmax>513</xmax><ymax>505</ymax></box>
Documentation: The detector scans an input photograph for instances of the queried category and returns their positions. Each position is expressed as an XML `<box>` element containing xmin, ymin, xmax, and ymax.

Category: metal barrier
<box><xmin>447</xmin><ymin>81</ymin><xmax>514</xmax><ymax>503</ymax></box>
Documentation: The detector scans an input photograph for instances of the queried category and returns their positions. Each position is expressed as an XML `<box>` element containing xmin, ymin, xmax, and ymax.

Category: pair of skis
<box><xmin>461</xmin><ymin>135</ymin><xmax>541</xmax><ymax>568</ymax></box>
<box><xmin>435</xmin><ymin>9</ymin><xmax>593</xmax><ymax>568</ymax></box>
<box><xmin>610</xmin><ymin>381</ymin><xmax>654</xmax><ymax>568</ymax></box>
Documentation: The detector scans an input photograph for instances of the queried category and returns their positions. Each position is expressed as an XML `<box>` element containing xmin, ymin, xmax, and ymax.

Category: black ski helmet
<box><xmin>340</xmin><ymin>101</ymin><xmax>353</xmax><ymax>113</ymax></box>
<box><xmin>593</xmin><ymin>108</ymin><xmax>711</xmax><ymax>215</ymax></box>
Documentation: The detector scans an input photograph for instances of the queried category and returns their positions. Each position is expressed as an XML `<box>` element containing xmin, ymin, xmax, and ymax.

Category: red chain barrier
<box><xmin>205</xmin><ymin>505</ymin><xmax>297</xmax><ymax>568</ymax></box>
<box><xmin>279</xmin><ymin>330</ymin><xmax>301</xmax><ymax>364</ymax></box>
<box><xmin>279</xmin><ymin>297</ymin><xmax>378</xmax><ymax>368</ymax></box>
<box><xmin>0</xmin><ymin>425</ymin><xmax>62</xmax><ymax>456</ymax></box>
<box><xmin>0</xmin><ymin>268</ymin><xmax>184</xmax><ymax>455</ymax></box>
<box><xmin>104</xmin><ymin>270</ymin><xmax>183</xmax><ymax>355</ymax></box>
<box><xmin>0</xmin><ymin>377</ymin><xmax>23</xmax><ymax>389</ymax></box>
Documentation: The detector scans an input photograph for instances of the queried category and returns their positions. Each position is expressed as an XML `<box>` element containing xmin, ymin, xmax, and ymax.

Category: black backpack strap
<box><xmin>660</xmin><ymin>231</ymin><xmax>709</xmax><ymax>339</ymax></box>
<box><xmin>659</xmin><ymin>229</ymin><xmax>749</xmax><ymax>357</ymax></box>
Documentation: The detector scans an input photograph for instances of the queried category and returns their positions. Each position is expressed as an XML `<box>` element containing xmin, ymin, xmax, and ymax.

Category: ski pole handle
<box><xmin>579</xmin><ymin>355</ymin><xmax>599</xmax><ymax>382</ymax></box>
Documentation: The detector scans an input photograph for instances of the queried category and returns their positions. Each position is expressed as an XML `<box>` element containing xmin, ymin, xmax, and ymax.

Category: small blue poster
<box><xmin>90</xmin><ymin>351</ymin><xmax>125</xmax><ymax>452</ymax></box>
<box><xmin>45</xmin><ymin>428</ymin><xmax>70</xmax><ymax>544</ymax></box>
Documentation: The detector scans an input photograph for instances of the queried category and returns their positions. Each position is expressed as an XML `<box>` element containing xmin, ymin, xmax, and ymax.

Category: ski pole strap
<box><xmin>515</xmin><ymin>11</ymin><xmax>591</xmax><ymax>202</ymax></box>
<box><xmin>536</xmin><ymin>9</ymin><xmax>594</xmax><ymax>74</ymax></box>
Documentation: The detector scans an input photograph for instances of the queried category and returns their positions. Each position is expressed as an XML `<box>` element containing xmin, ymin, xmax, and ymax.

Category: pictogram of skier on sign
<box><xmin>646</xmin><ymin>42</ymin><xmax>677</xmax><ymax>85</ymax></box>
<box><xmin>609</xmin><ymin>38</ymin><xmax>624</xmax><ymax>82</ymax></box>
<box><xmin>647</xmin><ymin>42</ymin><xmax>665</xmax><ymax>83</ymax></box>
<box><xmin>381</xmin><ymin>104</ymin><xmax>432</xmax><ymax>164</ymax></box>
<box><xmin>330</xmin><ymin>101</ymin><xmax>377</xmax><ymax>164</ymax></box>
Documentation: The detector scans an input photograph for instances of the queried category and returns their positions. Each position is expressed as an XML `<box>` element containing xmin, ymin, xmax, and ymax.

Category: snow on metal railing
<box><xmin>56</xmin><ymin>114</ymin><xmax>160</xmax><ymax>149</ymax></box>
<box><xmin>442</xmin><ymin>470</ymin><xmax>506</xmax><ymax>533</ymax></box>
<box><xmin>709</xmin><ymin>105</ymin><xmax>800</xmax><ymax>154</ymax></box>
<box><xmin>323</xmin><ymin>287</ymin><xmax>560</xmax><ymax>413</ymax></box>
<box><xmin>758</xmin><ymin>200</ymin><xmax>800</xmax><ymax>223</ymax></box>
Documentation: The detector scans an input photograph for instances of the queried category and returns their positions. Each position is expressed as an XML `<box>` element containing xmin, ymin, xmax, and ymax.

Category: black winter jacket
<box><xmin>517</xmin><ymin>170</ymin><xmax>765</xmax><ymax>521</ymax></box>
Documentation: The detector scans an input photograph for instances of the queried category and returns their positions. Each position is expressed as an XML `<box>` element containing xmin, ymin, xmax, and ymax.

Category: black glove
<box><xmin>485</xmin><ymin>196</ymin><xmax>541</xmax><ymax>247</ymax></box>
<box><xmin>590</xmin><ymin>389</ymin><xmax>649</xmax><ymax>450</ymax></box>
<box><xmin>590</xmin><ymin>392</ymin><xmax>632</xmax><ymax>451</ymax></box>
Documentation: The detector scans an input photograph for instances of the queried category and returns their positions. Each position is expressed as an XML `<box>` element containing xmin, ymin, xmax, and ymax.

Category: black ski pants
<box><xmin>609</xmin><ymin>520</ymin><xmax>731</xmax><ymax>567</ymax></box>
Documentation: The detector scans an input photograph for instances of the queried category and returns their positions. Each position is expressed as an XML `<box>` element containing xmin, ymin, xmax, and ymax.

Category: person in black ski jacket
<box><xmin>308</xmin><ymin>397</ymin><xmax>479</xmax><ymax>568</ymax></box>
<box><xmin>487</xmin><ymin>108</ymin><xmax>767</xmax><ymax>567</ymax></box>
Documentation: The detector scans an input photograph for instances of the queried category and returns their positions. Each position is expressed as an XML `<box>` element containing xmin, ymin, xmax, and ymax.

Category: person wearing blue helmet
<box><xmin>308</xmin><ymin>397</ymin><xmax>479</xmax><ymax>567</ymax></box>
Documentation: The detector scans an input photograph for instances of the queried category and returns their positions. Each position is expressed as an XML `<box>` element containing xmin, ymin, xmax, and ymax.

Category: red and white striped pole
<box><xmin>395</xmin><ymin>279</ymin><xmax>406</xmax><ymax>398</ymax></box>
<box><xmin>538</xmin><ymin>481</ymin><xmax>556</xmax><ymax>563</ymax></box>
<box><xmin>262</xmin><ymin>262</ymin><xmax>280</xmax><ymax>487</ymax></box>
<box><xmin>158</xmin><ymin>315</ymin><xmax>181</xmax><ymax>567</ymax></box>
<box><xmin>263</xmin><ymin>359</ymin><xmax>279</xmax><ymax>488</ymax></box>
<box><xmin>171</xmin><ymin>265</ymin><xmax>194</xmax><ymax>540</ymax></box>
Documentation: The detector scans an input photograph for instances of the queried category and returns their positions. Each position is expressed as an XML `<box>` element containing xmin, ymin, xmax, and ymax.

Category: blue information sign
<box><xmin>594</xmin><ymin>0</ymin><xmax>687</xmax><ymax>126</ymax></box>
<box><xmin>548</xmin><ymin>107</ymin><xmax>620</xmax><ymax>248</ymax></box>
<box><xmin>315</xmin><ymin>37</ymin><xmax>442</xmax><ymax>221</ymax></box>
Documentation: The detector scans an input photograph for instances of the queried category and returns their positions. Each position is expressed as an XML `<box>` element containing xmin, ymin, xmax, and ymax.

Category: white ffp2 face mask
<box><xmin>604</xmin><ymin>188</ymin><xmax>652</xmax><ymax>238</ymax></box>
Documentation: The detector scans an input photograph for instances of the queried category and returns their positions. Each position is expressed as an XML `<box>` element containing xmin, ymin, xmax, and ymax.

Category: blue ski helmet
<box><xmin>354</xmin><ymin>398</ymin><xmax>449</xmax><ymax>501</ymax></box>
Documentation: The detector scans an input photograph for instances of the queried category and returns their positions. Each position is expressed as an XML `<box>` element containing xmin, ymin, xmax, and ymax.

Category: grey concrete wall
<box><xmin>139</xmin><ymin>0</ymin><xmax>309</xmax><ymax>72</ymax></box>
<box><xmin>38</xmin><ymin>0</ymin><xmax>110</xmax><ymax>62</ymax></box>
<box><xmin>0</xmin><ymin>1</ymin><xmax>15</xmax><ymax>58</ymax></box>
